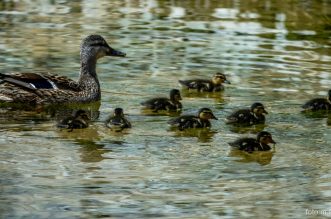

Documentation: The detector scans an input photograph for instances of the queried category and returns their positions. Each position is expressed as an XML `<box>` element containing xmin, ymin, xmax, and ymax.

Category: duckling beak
<box><xmin>270</xmin><ymin>139</ymin><xmax>276</xmax><ymax>144</ymax></box>
<box><xmin>211</xmin><ymin>114</ymin><xmax>218</xmax><ymax>120</ymax></box>
<box><xmin>224</xmin><ymin>79</ymin><xmax>231</xmax><ymax>84</ymax></box>
<box><xmin>107</xmin><ymin>46</ymin><xmax>126</xmax><ymax>57</ymax></box>
<box><xmin>263</xmin><ymin>109</ymin><xmax>268</xmax><ymax>114</ymax></box>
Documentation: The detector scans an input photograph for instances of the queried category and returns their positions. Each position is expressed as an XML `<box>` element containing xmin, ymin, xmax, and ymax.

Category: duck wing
<box><xmin>0</xmin><ymin>72</ymin><xmax>80</xmax><ymax>91</ymax></box>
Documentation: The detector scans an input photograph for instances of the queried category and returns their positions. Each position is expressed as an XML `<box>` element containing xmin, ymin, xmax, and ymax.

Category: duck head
<box><xmin>80</xmin><ymin>35</ymin><xmax>126</xmax><ymax>63</ymax></box>
<box><xmin>212</xmin><ymin>72</ymin><xmax>230</xmax><ymax>85</ymax></box>
<box><xmin>198</xmin><ymin>108</ymin><xmax>218</xmax><ymax>120</ymax></box>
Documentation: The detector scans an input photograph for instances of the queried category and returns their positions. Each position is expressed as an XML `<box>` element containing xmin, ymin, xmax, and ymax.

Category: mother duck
<box><xmin>0</xmin><ymin>35</ymin><xmax>125</xmax><ymax>105</ymax></box>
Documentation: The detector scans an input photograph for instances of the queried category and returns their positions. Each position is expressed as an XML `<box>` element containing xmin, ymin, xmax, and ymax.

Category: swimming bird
<box><xmin>226</xmin><ymin>102</ymin><xmax>268</xmax><ymax>125</ymax></box>
<box><xmin>0</xmin><ymin>35</ymin><xmax>126</xmax><ymax>105</ymax></box>
<box><xmin>229</xmin><ymin>131</ymin><xmax>276</xmax><ymax>153</ymax></box>
<box><xmin>141</xmin><ymin>89</ymin><xmax>182</xmax><ymax>112</ymax></box>
<box><xmin>179</xmin><ymin>72</ymin><xmax>230</xmax><ymax>92</ymax></box>
<box><xmin>168</xmin><ymin>108</ymin><xmax>218</xmax><ymax>130</ymax></box>
<box><xmin>57</xmin><ymin>109</ymin><xmax>90</xmax><ymax>131</ymax></box>
<box><xmin>302</xmin><ymin>90</ymin><xmax>331</xmax><ymax>112</ymax></box>
<box><xmin>105</xmin><ymin>108</ymin><xmax>131</xmax><ymax>132</ymax></box>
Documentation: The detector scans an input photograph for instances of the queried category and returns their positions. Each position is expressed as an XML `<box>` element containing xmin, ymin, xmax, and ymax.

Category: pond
<box><xmin>1</xmin><ymin>0</ymin><xmax>331</xmax><ymax>218</ymax></box>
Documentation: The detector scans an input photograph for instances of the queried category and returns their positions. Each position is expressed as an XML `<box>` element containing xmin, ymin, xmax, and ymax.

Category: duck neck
<box><xmin>78</xmin><ymin>56</ymin><xmax>101</xmax><ymax>100</ymax></box>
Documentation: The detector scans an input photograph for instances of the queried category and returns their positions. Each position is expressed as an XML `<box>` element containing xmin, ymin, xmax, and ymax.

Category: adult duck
<box><xmin>0</xmin><ymin>35</ymin><xmax>125</xmax><ymax>105</ymax></box>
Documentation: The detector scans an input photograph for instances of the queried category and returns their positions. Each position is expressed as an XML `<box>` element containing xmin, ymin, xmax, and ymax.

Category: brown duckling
<box><xmin>229</xmin><ymin>131</ymin><xmax>276</xmax><ymax>153</ymax></box>
<box><xmin>105</xmin><ymin>108</ymin><xmax>131</xmax><ymax>132</ymax></box>
<box><xmin>141</xmin><ymin>89</ymin><xmax>182</xmax><ymax>112</ymax></box>
<box><xmin>302</xmin><ymin>90</ymin><xmax>331</xmax><ymax>112</ymax></box>
<box><xmin>179</xmin><ymin>72</ymin><xmax>230</xmax><ymax>92</ymax></box>
<box><xmin>57</xmin><ymin>110</ymin><xmax>90</xmax><ymax>131</ymax></box>
<box><xmin>226</xmin><ymin>102</ymin><xmax>268</xmax><ymax>126</ymax></box>
<box><xmin>168</xmin><ymin>108</ymin><xmax>218</xmax><ymax>131</ymax></box>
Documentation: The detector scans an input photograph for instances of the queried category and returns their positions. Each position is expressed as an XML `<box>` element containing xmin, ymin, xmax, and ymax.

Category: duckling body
<box><xmin>0</xmin><ymin>35</ymin><xmax>126</xmax><ymax>105</ymax></box>
<box><xmin>106</xmin><ymin>108</ymin><xmax>131</xmax><ymax>132</ymax></box>
<box><xmin>302</xmin><ymin>90</ymin><xmax>331</xmax><ymax>112</ymax></box>
<box><xmin>179</xmin><ymin>72</ymin><xmax>230</xmax><ymax>92</ymax></box>
<box><xmin>226</xmin><ymin>102</ymin><xmax>268</xmax><ymax>125</ymax></box>
<box><xmin>141</xmin><ymin>89</ymin><xmax>182</xmax><ymax>112</ymax></box>
<box><xmin>229</xmin><ymin>131</ymin><xmax>276</xmax><ymax>153</ymax></box>
<box><xmin>168</xmin><ymin>108</ymin><xmax>217</xmax><ymax>131</ymax></box>
<box><xmin>57</xmin><ymin>110</ymin><xmax>90</xmax><ymax>131</ymax></box>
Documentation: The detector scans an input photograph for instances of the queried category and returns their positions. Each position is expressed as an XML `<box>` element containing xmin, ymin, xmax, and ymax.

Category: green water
<box><xmin>1</xmin><ymin>0</ymin><xmax>331</xmax><ymax>218</ymax></box>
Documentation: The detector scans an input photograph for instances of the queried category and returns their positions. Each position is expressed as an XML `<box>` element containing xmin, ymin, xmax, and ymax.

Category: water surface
<box><xmin>1</xmin><ymin>0</ymin><xmax>331</xmax><ymax>218</ymax></box>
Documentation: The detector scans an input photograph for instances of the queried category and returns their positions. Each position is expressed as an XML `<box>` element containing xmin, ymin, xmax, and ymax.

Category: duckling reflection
<box><xmin>228</xmin><ymin>123</ymin><xmax>266</xmax><ymax>134</ymax></box>
<box><xmin>170</xmin><ymin>129</ymin><xmax>216</xmax><ymax>143</ymax></box>
<box><xmin>105</xmin><ymin>108</ymin><xmax>131</xmax><ymax>132</ymax></box>
<box><xmin>76</xmin><ymin>139</ymin><xmax>108</xmax><ymax>163</ymax></box>
<box><xmin>228</xmin><ymin>150</ymin><xmax>274</xmax><ymax>166</ymax></box>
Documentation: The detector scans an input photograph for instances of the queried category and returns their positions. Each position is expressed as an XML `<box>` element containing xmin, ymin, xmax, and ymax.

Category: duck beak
<box><xmin>107</xmin><ymin>46</ymin><xmax>126</xmax><ymax>57</ymax></box>
<box><xmin>224</xmin><ymin>79</ymin><xmax>231</xmax><ymax>84</ymax></box>
<box><xmin>270</xmin><ymin>138</ymin><xmax>276</xmax><ymax>144</ymax></box>
<box><xmin>263</xmin><ymin>109</ymin><xmax>268</xmax><ymax>114</ymax></box>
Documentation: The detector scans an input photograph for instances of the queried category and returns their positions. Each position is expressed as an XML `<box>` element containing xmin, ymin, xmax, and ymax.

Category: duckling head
<box><xmin>251</xmin><ymin>102</ymin><xmax>268</xmax><ymax>116</ymax></box>
<box><xmin>328</xmin><ymin>90</ymin><xmax>331</xmax><ymax>102</ymax></box>
<box><xmin>169</xmin><ymin>89</ymin><xmax>182</xmax><ymax>102</ymax></box>
<box><xmin>198</xmin><ymin>108</ymin><xmax>218</xmax><ymax>120</ymax></box>
<box><xmin>80</xmin><ymin>35</ymin><xmax>126</xmax><ymax>62</ymax></box>
<box><xmin>212</xmin><ymin>72</ymin><xmax>231</xmax><ymax>85</ymax></box>
<box><xmin>113</xmin><ymin>107</ymin><xmax>125</xmax><ymax>117</ymax></box>
<box><xmin>257</xmin><ymin>131</ymin><xmax>276</xmax><ymax>145</ymax></box>
<box><xmin>74</xmin><ymin>110</ymin><xmax>90</xmax><ymax>121</ymax></box>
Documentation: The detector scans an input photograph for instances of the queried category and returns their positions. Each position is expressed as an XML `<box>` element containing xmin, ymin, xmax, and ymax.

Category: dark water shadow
<box><xmin>0</xmin><ymin>102</ymin><xmax>101</xmax><ymax>124</ymax></box>
<box><xmin>140</xmin><ymin>108</ymin><xmax>182</xmax><ymax>117</ymax></box>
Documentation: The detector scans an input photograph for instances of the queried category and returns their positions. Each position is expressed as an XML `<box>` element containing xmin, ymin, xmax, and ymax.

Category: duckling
<box><xmin>302</xmin><ymin>90</ymin><xmax>331</xmax><ymax>112</ymax></box>
<box><xmin>0</xmin><ymin>35</ymin><xmax>126</xmax><ymax>105</ymax></box>
<box><xmin>141</xmin><ymin>89</ymin><xmax>182</xmax><ymax>112</ymax></box>
<box><xmin>179</xmin><ymin>72</ymin><xmax>230</xmax><ymax>92</ymax></box>
<box><xmin>105</xmin><ymin>108</ymin><xmax>131</xmax><ymax>132</ymax></box>
<box><xmin>226</xmin><ymin>102</ymin><xmax>268</xmax><ymax>125</ymax></box>
<box><xmin>57</xmin><ymin>110</ymin><xmax>90</xmax><ymax>132</ymax></box>
<box><xmin>229</xmin><ymin>131</ymin><xmax>276</xmax><ymax>153</ymax></box>
<box><xmin>168</xmin><ymin>108</ymin><xmax>218</xmax><ymax>130</ymax></box>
